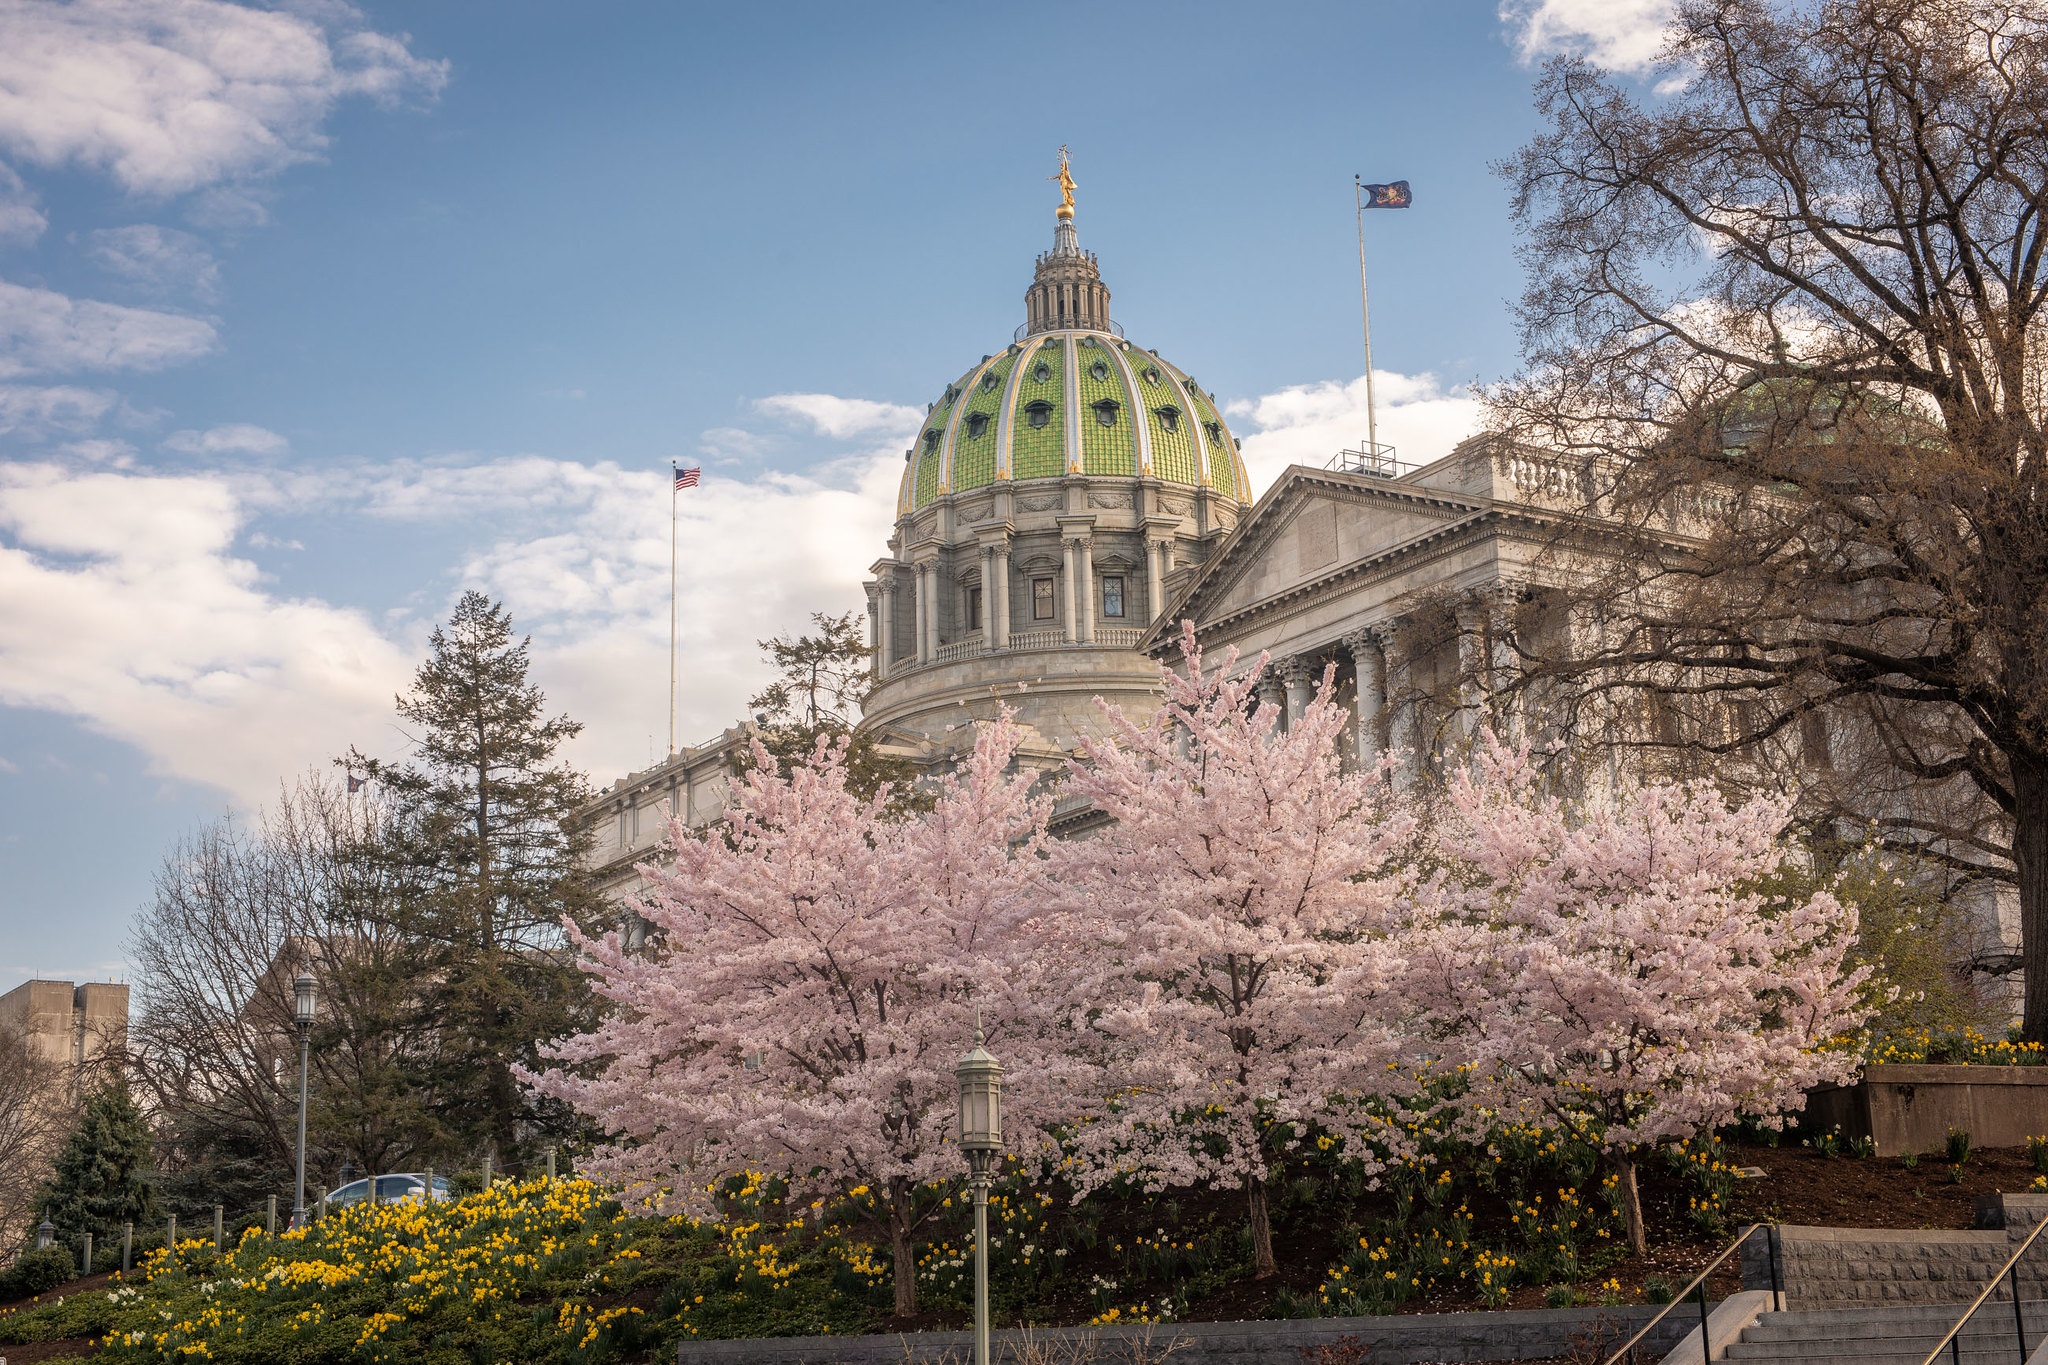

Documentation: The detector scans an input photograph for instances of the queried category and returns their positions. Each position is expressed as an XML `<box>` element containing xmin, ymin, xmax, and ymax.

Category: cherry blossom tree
<box><xmin>1048</xmin><ymin>625</ymin><xmax>1417</xmax><ymax>1279</ymax></box>
<box><xmin>524</xmin><ymin>714</ymin><xmax>1057</xmax><ymax>1315</ymax></box>
<box><xmin>1404</xmin><ymin>736</ymin><xmax>1870</xmax><ymax>1253</ymax></box>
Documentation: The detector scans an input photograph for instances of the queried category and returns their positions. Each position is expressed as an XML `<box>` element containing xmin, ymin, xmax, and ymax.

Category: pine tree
<box><xmin>347</xmin><ymin>591</ymin><xmax>598</xmax><ymax>1166</ymax></box>
<box><xmin>745</xmin><ymin>611</ymin><xmax>919</xmax><ymax>808</ymax></box>
<box><xmin>37</xmin><ymin>1083</ymin><xmax>156</xmax><ymax>1245</ymax></box>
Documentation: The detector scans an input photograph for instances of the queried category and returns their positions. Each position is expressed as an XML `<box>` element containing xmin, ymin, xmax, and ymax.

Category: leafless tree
<box><xmin>0</xmin><ymin>1023</ymin><xmax>64</xmax><ymax>1259</ymax></box>
<box><xmin>129</xmin><ymin>777</ymin><xmax>441</xmax><ymax>1195</ymax></box>
<box><xmin>1488</xmin><ymin>0</ymin><xmax>2048</xmax><ymax>1031</ymax></box>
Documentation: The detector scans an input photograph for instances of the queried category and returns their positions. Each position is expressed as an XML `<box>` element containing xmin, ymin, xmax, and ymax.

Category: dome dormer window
<box><xmin>1033</xmin><ymin>362</ymin><xmax>1052</xmax><ymax>383</ymax></box>
<box><xmin>1154</xmin><ymin>405</ymin><xmax>1182</xmax><ymax>433</ymax></box>
<box><xmin>966</xmin><ymin>412</ymin><xmax>990</xmax><ymax>439</ymax></box>
<box><xmin>1203</xmin><ymin>420</ymin><xmax>1223</xmax><ymax>445</ymax></box>
<box><xmin>980</xmin><ymin>371</ymin><xmax>1000</xmax><ymax>393</ymax></box>
<box><xmin>1024</xmin><ymin>400</ymin><xmax>1053</xmax><ymax>429</ymax></box>
<box><xmin>923</xmin><ymin>430</ymin><xmax>942</xmax><ymax>454</ymax></box>
<box><xmin>1092</xmin><ymin>399</ymin><xmax>1121</xmax><ymax>428</ymax></box>
<box><xmin>1142</xmin><ymin>367</ymin><xmax>1161</xmax><ymax>386</ymax></box>
<box><xmin>1089</xmin><ymin>360</ymin><xmax>1111</xmax><ymax>381</ymax></box>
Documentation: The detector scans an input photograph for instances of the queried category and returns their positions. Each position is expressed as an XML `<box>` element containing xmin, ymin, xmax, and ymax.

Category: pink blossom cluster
<box><xmin>527</xmin><ymin>624</ymin><xmax>1869</xmax><ymax>1292</ymax></box>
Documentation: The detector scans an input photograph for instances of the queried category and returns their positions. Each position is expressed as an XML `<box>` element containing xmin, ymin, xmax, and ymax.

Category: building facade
<box><xmin>0</xmin><ymin>978</ymin><xmax>128</xmax><ymax>1083</ymax></box>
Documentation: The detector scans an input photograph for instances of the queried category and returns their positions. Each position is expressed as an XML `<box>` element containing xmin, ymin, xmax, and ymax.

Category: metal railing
<box><xmin>1327</xmin><ymin>441</ymin><xmax>1408</xmax><ymax>478</ymax></box>
<box><xmin>1917</xmin><ymin>1215</ymin><xmax>2048</xmax><ymax>1365</ymax></box>
<box><xmin>1014</xmin><ymin>319</ymin><xmax>1125</xmax><ymax>342</ymax></box>
<box><xmin>1604</xmin><ymin>1223</ymin><xmax>1781</xmax><ymax>1365</ymax></box>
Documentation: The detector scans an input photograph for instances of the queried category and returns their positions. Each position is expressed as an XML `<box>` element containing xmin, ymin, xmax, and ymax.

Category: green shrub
<box><xmin>1</xmin><ymin>1245</ymin><xmax>76</xmax><ymax>1300</ymax></box>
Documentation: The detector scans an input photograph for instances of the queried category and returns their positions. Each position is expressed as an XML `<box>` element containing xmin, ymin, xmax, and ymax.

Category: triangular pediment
<box><xmin>1145</xmin><ymin>464</ymin><xmax>1487</xmax><ymax>649</ymax></box>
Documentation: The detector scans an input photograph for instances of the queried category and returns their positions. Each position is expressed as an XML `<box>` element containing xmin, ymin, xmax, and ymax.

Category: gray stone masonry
<box><xmin>675</xmin><ymin>1304</ymin><xmax>1703</xmax><ymax>1365</ymax></box>
<box><xmin>1740</xmin><ymin>1195</ymin><xmax>2048</xmax><ymax>1310</ymax></box>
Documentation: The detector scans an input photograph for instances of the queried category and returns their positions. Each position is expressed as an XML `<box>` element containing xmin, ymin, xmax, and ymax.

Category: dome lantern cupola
<box><xmin>1026</xmin><ymin>149</ymin><xmax>1111</xmax><ymax>336</ymax></box>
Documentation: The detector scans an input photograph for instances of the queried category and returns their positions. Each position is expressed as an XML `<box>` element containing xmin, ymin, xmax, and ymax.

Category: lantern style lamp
<box><xmin>955</xmin><ymin>1022</ymin><xmax>1003</xmax><ymax>1365</ymax></box>
<box><xmin>290</xmin><ymin>972</ymin><xmax>317</xmax><ymax>1231</ymax></box>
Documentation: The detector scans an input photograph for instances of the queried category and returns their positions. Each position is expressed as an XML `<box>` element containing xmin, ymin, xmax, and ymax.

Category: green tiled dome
<box><xmin>896</xmin><ymin>332</ymin><xmax>1248</xmax><ymax>514</ymax></box>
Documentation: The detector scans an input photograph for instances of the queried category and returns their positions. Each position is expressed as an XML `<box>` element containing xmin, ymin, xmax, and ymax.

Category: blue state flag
<box><xmin>1361</xmin><ymin>180</ymin><xmax>1412</xmax><ymax>208</ymax></box>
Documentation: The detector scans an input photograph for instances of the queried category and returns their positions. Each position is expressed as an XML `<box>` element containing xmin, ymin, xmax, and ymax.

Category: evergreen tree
<box><xmin>346</xmin><ymin>592</ymin><xmax>599</xmax><ymax>1166</ymax></box>
<box><xmin>37</xmin><ymin>1083</ymin><xmax>156</xmax><ymax>1245</ymax></box>
<box><xmin>746</xmin><ymin>611</ymin><xmax>919</xmax><ymax>808</ymax></box>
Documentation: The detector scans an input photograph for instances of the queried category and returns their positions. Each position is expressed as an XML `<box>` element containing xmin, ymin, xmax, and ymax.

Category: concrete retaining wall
<box><xmin>1741</xmin><ymin>1196</ymin><xmax>2048</xmax><ymax>1310</ymax></box>
<box><xmin>675</xmin><ymin>1305</ymin><xmax>1703</xmax><ymax>1364</ymax></box>
<box><xmin>1808</xmin><ymin>1066</ymin><xmax>2048</xmax><ymax>1157</ymax></box>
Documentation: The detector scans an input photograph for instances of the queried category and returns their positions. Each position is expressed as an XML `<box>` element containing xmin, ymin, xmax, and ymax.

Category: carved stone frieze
<box><xmin>1017</xmin><ymin>493</ymin><xmax>1063</xmax><ymax>513</ymax></box>
<box><xmin>1086</xmin><ymin>492</ymin><xmax>1135</xmax><ymax>510</ymax></box>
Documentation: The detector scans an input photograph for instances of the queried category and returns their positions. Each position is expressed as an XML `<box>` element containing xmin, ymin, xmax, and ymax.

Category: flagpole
<box><xmin>1355</xmin><ymin>175</ymin><xmax>1379</xmax><ymax>455</ymax></box>
<box><xmin>669</xmin><ymin>461</ymin><xmax>678</xmax><ymax>756</ymax></box>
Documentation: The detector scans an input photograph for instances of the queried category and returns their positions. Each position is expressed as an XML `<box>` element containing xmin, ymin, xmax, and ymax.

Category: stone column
<box><xmin>864</xmin><ymin>585</ymin><xmax>881</xmax><ymax>672</ymax></box>
<box><xmin>1061</xmin><ymin>539</ymin><xmax>1079</xmax><ymax>644</ymax></box>
<box><xmin>875</xmin><ymin>576</ymin><xmax>894</xmax><ymax>673</ymax></box>
<box><xmin>992</xmin><ymin>540</ymin><xmax>1011</xmax><ymax>649</ymax></box>
<box><xmin>1487</xmin><ymin>582</ymin><xmax>1523</xmax><ymax>741</ymax></box>
<box><xmin>1281</xmin><ymin>656</ymin><xmax>1314</xmax><ymax>728</ymax></box>
<box><xmin>918</xmin><ymin>563</ymin><xmax>937</xmax><ymax>664</ymax></box>
<box><xmin>1455</xmin><ymin>597</ymin><xmax>1489</xmax><ymax>740</ymax></box>
<box><xmin>1146</xmin><ymin>540</ymin><xmax>1166</xmax><ymax>623</ymax></box>
<box><xmin>1345</xmin><ymin>627</ymin><xmax>1387</xmax><ymax>767</ymax></box>
<box><xmin>1077</xmin><ymin>539</ymin><xmax>1095</xmax><ymax>644</ymax></box>
<box><xmin>1255</xmin><ymin>668</ymin><xmax>1286</xmax><ymax>736</ymax></box>
<box><xmin>1383</xmin><ymin>621</ymin><xmax>1422</xmax><ymax>790</ymax></box>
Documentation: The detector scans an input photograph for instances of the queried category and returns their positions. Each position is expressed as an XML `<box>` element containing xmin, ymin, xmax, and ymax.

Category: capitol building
<box><xmin>575</xmin><ymin>170</ymin><xmax>1608</xmax><ymax>900</ymax></box>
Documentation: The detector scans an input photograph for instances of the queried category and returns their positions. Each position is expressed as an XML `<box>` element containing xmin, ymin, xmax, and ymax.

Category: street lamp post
<box><xmin>291</xmin><ymin>972</ymin><xmax>317</xmax><ymax>1231</ymax></box>
<box><xmin>955</xmin><ymin>1024</ymin><xmax>1003</xmax><ymax>1365</ymax></box>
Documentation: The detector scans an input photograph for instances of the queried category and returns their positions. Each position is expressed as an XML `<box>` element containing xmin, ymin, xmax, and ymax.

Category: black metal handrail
<box><xmin>1917</xmin><ymin>1214</ymin><xmax>2048</xmax><ymax>1365</ymax></box>
<box><xmin>1604</xmin><ymin>1222</ymin><xmax>1781</xmax><ymax>1365</ymax></box>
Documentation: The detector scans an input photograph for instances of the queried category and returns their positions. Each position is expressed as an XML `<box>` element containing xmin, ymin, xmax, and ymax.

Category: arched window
<box><xmin>1033</xmin><ymin>362</ymin><xmax>1052</xmax><ymax>383</ymax></box>
<box><xmin>980</xmin><ymin>370</ymin><xmax>1000</xmax><ymax>392</ymax></box>
<box><xmin>1089</xmin><ymin>360</ymin><xmax>1111</xmax><ymax>381</ymax></box>
<box><xmin>1024</xmin><ymin>400</ymin><xmax>1053</xmax><ymax>429</ymax></box>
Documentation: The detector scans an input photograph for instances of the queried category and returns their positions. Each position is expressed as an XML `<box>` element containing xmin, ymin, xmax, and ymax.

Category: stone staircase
<box><xmin>1715</xmin><ymin>1300</ymin><xmax>2048</xmax><ymax>1363</ymax></box>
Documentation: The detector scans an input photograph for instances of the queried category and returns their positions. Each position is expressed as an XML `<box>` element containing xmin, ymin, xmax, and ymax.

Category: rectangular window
<box><xmin>967</xmin><ymin>587</ymin><xmax>982</xmax><ymax>632</ymax></box>
<box><xmin>1032</xmin><ymin>577</ymin><xmax>1054</xmax><ymax>621</ymax></box>
<box><xmin>1102</xmin><ymin>575</ymin><xmax>1125</xmax><ymax>618</ymax></box>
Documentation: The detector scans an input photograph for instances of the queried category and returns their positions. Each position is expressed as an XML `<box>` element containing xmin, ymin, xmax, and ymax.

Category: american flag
<box><xmin>674</xmin><ymin>465</ymin><xmax>700</xmax><ymax>490</ymax></box>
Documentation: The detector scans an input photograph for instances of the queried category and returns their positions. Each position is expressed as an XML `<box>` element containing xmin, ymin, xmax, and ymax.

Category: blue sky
<box><xmin>0</xmin><ymin>0</ymin><xmax>1668</xmax><ymax>984</ymax></box>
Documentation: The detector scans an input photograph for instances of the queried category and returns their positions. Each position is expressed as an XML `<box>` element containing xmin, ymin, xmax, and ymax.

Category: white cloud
<box><xmin>1227</xmin><ymin>370</ymin><xmax>1484</xmax><ymax>501</ymax></box>
<box><xmin>0</xmin><ymin>0</ymin><xmax>448</xmax><ymax>197</ymax></box>
<box><xmin>87</xmin><ymin>224</ymin><xmax>221</xmax><ymax>302</ymax></box>
<box><xmin>0</xmin><ymin>383</ymin><xmax>117</xmax><ymax>438</ymax></box>
<box><xmin>163</xmin><ymin>422</ymin><xmax>287</xmax><ymax>455</ymax></box>
<box><xmin>755</xmin><ymin>392</ymin><xmax>924</xmax><ymax>441</ymax></box>
<box><xmin>0</xmin><ymin>392</ymin><xmax>909</xmax><ymax>803</ymax></box>
<box><xmin>0</xmin><ymin>460</ymin><xmax>414</xmax><ymax>803</ymax></box>
<box><xmin>1500</xmin><ymin>0</ymin><xmax>1672</xmax><ymax>74</ymax></box>
<box><xmin>0</xmin><ymin>162</ymin><xmax>42</xmax><ymax>247</ymax></box>
<box><xmin>0</xmin><ymin>279</ymin><xmax>216</xmax><ymax>377</ymax></box>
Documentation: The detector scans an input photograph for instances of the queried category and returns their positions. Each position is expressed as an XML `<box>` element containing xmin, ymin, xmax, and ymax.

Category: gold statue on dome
<box><xmin>1048</xmin><ymin>146</ymin><xmax>1076</xmax><ymax>219</ymax></box>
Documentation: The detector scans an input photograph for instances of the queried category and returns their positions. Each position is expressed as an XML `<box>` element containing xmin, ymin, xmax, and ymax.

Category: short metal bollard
<box><xmin>82</xmin><ymin>1232</ymin><xmax>92</xmax><ymax>1276</ymax></box>
<box><xmin>266</xmin><ymin>1194</ymin><xmax>276</xmax><ymax>1235</ymax></box>
<box><xmin>213</xmin><ymin>1204</ymin><xmax>223</xmax><ymax>1253</ymax></box>
<box><xmin>122</xmin><ymin>1222</ymin><xmax>132</xmax><ymax>1274</ymax></box>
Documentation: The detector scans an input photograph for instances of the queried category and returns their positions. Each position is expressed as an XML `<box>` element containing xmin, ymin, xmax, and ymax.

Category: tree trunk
<box><xmin>887</xmin><ymin>1177</ymin><xmax>918</xmax><ymax>1317</ymax></box>
<box><xmin>1246</xmin><ymin>1175</ymin><xmax>1278</xmax><ymax>1279</ymax></box>
<box><xmin>1614</xmin><ymin>1148</ymin><xmax>1647</xmax><ymax>1256</ymax></box>
<box><xmin>2018</xmin><ymin>758</ymin><xmax>2048</xmax><ymax>1045</ymax></box>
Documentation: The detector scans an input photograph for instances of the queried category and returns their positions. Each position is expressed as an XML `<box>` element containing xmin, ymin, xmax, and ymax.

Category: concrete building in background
<box><xmin>0</xmin><ymin>977</ymin><xmax>129</xmax><ymax>1086</ymax></box>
